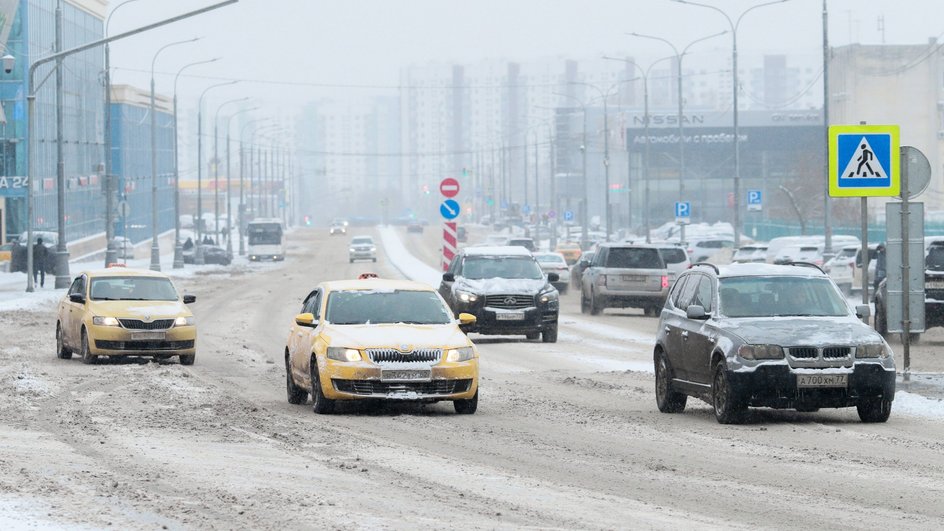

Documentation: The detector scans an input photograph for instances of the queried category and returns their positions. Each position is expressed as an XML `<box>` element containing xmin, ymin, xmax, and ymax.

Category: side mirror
<box><xmin>69</xmin><ymin>293</ymin><xmax>86</xmax><ymax>304</ymax></box>
<box><xmin>295</xmin><ymin>312</ymin><xmax>316</xmax><ymax>327</ymax></box>
<box><xmin>183</xmin><ymin>294</ymin><xmax>196</xmax><ymax>304</ymax></box>
<box><xmin>855</xmin><ymin>304</ymin><xmax>871</xmax><ymax>319</ymax></box>
<box><xmin>686</xmin><ymin>305</ymin><xmax>708</xmax><ymax>320</ymax></box>
<box><xmin>442</xmin><ymin>273</ymin><xmax>455</xmax><ymax>282</ymax></box>
<box><xmin>547</xmin><ymin>272</ymin><xmax>560</xmax><ymax>283</ymax></box>
<box><xmin>458</xmin><ymin>312</ymin><xmax>477</xmax><ymax>326</ymax></box>
<box><xmin>578</xmin><ymin>259</ymin><xmax>589</xmax><ymax>267</ymax></box>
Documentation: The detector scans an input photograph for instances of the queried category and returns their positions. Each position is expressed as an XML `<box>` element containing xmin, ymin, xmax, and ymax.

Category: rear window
<box><xmin>659</xmin><ymin>248</ymin><xmax>688</xmax><ymax>264</ymax></box>
<box><xmin>927</xmin><ymin>246</ymin><xmax>944</xmax><ymax>271</ymax></box>
<box><xmin>605</xmin><ymin>248</ymin><xmax>664</xmax><ymax>269</ymax></box>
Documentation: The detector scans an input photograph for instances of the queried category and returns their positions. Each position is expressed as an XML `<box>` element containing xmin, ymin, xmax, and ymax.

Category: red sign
<box><xmin>440</xmin><ymin>177</ymin><xmax>460</xmax><ymax>198</ymax></box>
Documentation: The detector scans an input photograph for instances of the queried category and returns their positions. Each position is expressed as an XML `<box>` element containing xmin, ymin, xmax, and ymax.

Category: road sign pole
<box><xmin>901</xmin><ymin>148</ymin><xmax>911</xmax><ymax>381</ymax></box>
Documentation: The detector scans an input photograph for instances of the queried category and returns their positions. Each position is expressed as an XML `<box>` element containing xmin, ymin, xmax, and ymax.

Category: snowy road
<box><xmin>2</xmin><ymin>227</ymin><xmax>944</xmax><ymax>529</ymax></box>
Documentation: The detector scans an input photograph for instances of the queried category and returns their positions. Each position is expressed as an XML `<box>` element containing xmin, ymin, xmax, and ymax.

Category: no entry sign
<box><xmin>440</xmin><ymin>178</ymin><xmax>460</xmax><ymax>198</ymax></box>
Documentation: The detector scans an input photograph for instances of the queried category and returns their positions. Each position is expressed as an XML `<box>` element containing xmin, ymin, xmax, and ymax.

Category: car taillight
<box><xmin>596</xmin><ymin>274</ymin><xmax>607</xmax><ymax>287</ymax></box>
<box><xmin>661</xmin><ymin>275</ymin><xmax>669</xmax><ymax>288</ymax></box>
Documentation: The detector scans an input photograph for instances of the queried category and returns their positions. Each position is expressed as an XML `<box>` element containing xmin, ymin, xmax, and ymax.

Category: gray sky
<box><xmin>107</xmin><ymin>0</ymin><xmax>944</xmax><ymax>113</ymax></box>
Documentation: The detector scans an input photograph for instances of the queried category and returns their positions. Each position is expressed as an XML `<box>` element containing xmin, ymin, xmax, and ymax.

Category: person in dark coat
<box><xmin>183</xmin><ymin>237</ymin><xmax>194</xmax><ymax>251</ymax></box>
<box><xmin>874</xmin><ymin>244</ymin><xmax>887</xmax><ymax>292</ymax></box>
<box><xmin>33</xmin><ymin>238</ymin><xmax>48</xmax><ymax>287</ymax></box>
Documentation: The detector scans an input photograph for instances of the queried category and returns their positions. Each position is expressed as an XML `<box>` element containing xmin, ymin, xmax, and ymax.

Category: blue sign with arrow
<box><xmin>440</xmin><ymin>199</ymin><xmax>460</xmax><ymax>220</ymax></box>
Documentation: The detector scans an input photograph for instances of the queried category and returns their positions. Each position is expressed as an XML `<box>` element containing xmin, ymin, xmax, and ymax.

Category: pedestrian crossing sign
<box><xmin>828</xmin><ymin>124</ymin><xmax>900</xmax><ymax>197</ymax></box>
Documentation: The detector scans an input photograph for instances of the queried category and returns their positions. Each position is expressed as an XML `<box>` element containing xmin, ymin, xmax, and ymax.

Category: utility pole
<box><xmin>823</xmin><ymin>0</ymin><xmax>832</xmax><ymax>259</ymax></box>
<box><xmin>53</xmin><ymin>0</ymin><xmax>69</xmax><ymax>288</ymax></box>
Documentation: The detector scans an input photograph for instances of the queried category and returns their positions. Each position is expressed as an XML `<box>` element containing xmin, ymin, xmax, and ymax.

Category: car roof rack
<box><xmin>691</xmin><ymin>262</ymin><xmax>719</xmax><ymax>274</ymax></box>
<box><xmin>787</xmin><ymin>261</ymin><xmax>825</xmax><ymax>274</ymax></box>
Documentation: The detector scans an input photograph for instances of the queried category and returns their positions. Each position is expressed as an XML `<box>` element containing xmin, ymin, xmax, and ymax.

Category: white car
<box><xmin>824</xmin><ymin>244</ymin><xmax>877</xmax><ymax>294</ymax></box>
<box><xmin>732</xmin><ymin>244</ymin><xmax>768</xmax><ymax>263</ymax></box>
<box><xmin>348</xmin><ymin>235</ymin><xmax>377</xmax><ymax>263</ymax></box>
<box><xmin>687</xmin><ymin>238</ymin><xmax>734</xmax><ymax>262</ymax></box>
<box><xmin>533</xmin><ymin>252</ymin><xmax>571</xmax><ymax>294</ymax></box>
<box><xmin>654</xmin><ymin>244</ymin><xmax>691</xmax><ymax>284</ymax></box>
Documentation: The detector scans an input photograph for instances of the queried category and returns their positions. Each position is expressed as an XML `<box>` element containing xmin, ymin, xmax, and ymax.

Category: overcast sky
<box><xmin>107</xmin><ymin>0</ymin><xmax>944</xmax><ymax>113</ymax></box>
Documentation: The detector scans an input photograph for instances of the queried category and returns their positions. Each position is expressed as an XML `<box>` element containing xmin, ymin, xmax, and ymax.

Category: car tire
<box><xmin>454</xmin><ymin>390</ymin><xmax>478</xmax><ymax>414</ymax></box>
<box><xmin>542</xmin><ymin>324</ymin><xmax>558</xmax><ymax>343</ymax></box>
<box><xmin>349</xmin><ymin>258</ymin><xmax>354</xmax><ymax>264</ymax></box>
<box><xmin>179</xmin><ymin>354</ymin><xmax>195</xmax><ymax>366</ymax></box>
<box><xmin>857</xmin><ymin>397</ymin><xmax>892</xmax><ymax>423</ymax></box>
<box><xmin>56</xmin><ymin>322</ymin><xmax>72</xmax><ymax>360</ymax></box>
<box><xmin>286</xmin><ymin>354</ymin><xmax>307</xmax><ymax>405</ymax></box>
<box><xmin>712</xmin><ymin>363</ymin><xmax>746</xmax><ymax>424</ymax></box>
<box><xmin>874</xmin><ymin>302</ymin><xmax>888</xmax><ymax>338</ymax></box>
<box><xmin>655</xmin><ymin>352</ymin><xmax>687</xmax><ymax>413</ymax></box>
<box><xmin>590</xmin><ymin>290</ymin><xmax>603</xmax><ymax>316</ymax></box>
<box><xmin>525</xmin><ymin>332</ymin><xmax>540</xmax><ymax>340</ymax></box>
<box><xmin>580</xmin><ymin>289</ymin><xmax>589</xmax><ymax>314</ymax></box>
<box><xmin>310</xmin><ymin>359</ymin><xmax>335</xmax><ymax>415</ymax></box>
<box><xmin>372</xmin><ymin>258</ymin><xmax>377</xmax><ymax>263</ymax></box>
<box><xmin>80</xmin><ymin>329</ymin><xmax>97</xmax><ymax>365</ymax></box>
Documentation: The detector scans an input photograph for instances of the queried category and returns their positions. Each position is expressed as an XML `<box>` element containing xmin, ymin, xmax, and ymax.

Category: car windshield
<box><xmin>605</xmin><ymin>248</ymin><xmax>664</xmax><ymax>268</ymax></box>
<box><xmin>351</xmin><ymin>237</ymin><xmax>373</xmax><ymax>245</ymax></box>
<box><xmin>718</xmin><ymin>276</ymin><xmax>849</xmax><ymax>318</ymax></box>
<box><xmin>535</xmin><ymin>254</ymin><xmax>565</xmax><ymax>265</ymax></box>
<box><xmin>462</xmin><ymin>256</ymin><xmax>543</xmax><ymax>280</ymax></box>
<box><xmin>89</xmin><ymin>276</ymin><xmax>179</xmax><ymax>301</ymax></box>
<box><xmin>248</xmin><ymin>224</ymin><xmax>282</xmax><ymax>245</ymax></box>
<box><xmin>325</xmin><ymin>289</ymin><xmax>451</xmax><ymax>325</ymax></box>
<box><xmin>659</xmin><ymin>248</ymin><xmax>688</xmax><ymax>264</ymax></box>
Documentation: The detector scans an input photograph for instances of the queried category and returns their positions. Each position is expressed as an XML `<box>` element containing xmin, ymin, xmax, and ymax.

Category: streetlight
<box><xmin>195</xmin><ymin>80</ymin><xmax>239</xmax><ymax>265</ymax></box>
<box><xmin>553</xmin><ymin>92</ymin><xmax>590</xmax><ymax>247</ymax></box>
<box><xmin>213</xmin><ymin>97</ymin><xmax>250</xmax><ymax>245</ymax></box>
<box><xmin>671</xmin><ymin>0</ymin><xmax>790</xmax><ymax>246</ymax></box>
<box><xmin>626</xmin><ymin>30</ymin><xmax>726</xmax><ymax>244</ymax></box>
<box><xmin>222</xmin><ymin>106</ymin><xmax>258</xmax><ymax>256</ymax></box>
<box><xmin>103</xmin><ymin>0</ymin><xmax>143</xmax><ymax>268</ymax></box>
<box><xmin>172</xmin><ymin>57</ymin><xmax>220</xmax><ymax>269</ymax></box>
<box><xmin>239</xmin><ymin>118</ymin><xmax>272</xmax><ymax>255</ymax></box>
<box><xmin>150</xmin><ymin>37</ymin><xmax>200</xmax><ymax>271</ymax></box>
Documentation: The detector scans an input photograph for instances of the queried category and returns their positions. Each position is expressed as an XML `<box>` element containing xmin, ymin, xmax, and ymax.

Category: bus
<box><xmin>247</xmin><ymin>218</ymin><xmax>285</xmax><ymax>261</ymax></box>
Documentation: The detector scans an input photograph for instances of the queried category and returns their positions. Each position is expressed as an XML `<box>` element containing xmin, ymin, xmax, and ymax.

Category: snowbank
<box><xmin>377</xmin><ymin>226</ymin><xmax>441</xmax><ymax>287</ymax></box>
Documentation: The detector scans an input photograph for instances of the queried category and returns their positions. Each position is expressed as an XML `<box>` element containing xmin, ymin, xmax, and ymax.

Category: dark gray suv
<box><xmin>654</xmin><ymin>263</ymin><xmax>896</xmax><ymax>424</ymax></box>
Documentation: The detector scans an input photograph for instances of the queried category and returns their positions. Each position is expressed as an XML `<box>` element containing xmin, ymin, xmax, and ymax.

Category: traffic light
<box><xmin>422</xmin><ymin>184</ymin><xmax>430</xmax><ymax>195</ymax></box>
<box><xmin>303</xmin><ymin>215</ymin><xmax>312</xmax><ymax>226</ymax></box>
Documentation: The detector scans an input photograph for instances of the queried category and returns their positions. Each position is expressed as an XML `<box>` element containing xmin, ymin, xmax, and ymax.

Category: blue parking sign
<box><xmin>747</xmin><ymin>189</ymin><xmax>762</xmax><ymax>211</ymax></box>
<box><xmin>563</xmin><ymin>210</ymin><xmax>574</xmax><ymax>221</ymax></box>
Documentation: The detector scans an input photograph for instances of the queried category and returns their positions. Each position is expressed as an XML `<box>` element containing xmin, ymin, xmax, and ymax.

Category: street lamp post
<box><xmin>213</xmin><ymin>97</ymin><xmax>249</xmax><ymax>245</ymax></box>
<box><xmin>150</xmin><ymin>37</ymin><xmax>200</xmax><ymax>272</ymax></box>
<box><xmin>239</xmin><ymin>118</ymin><xmax>272</xmax><ymax>255</ymax></box>
<box><xmin>172</xmin><ymin>57</ymin><xmax>219</xmax><ymax>268</ymax></box>
<box><xmin>672</xmin><ymin>0</ymin><xmax>790</xmax><ymax>247</ymax></box>
<box><xmin>626</xmin><ymin>30</ymin><xmax>726</xmax><ymax>245</ymax></box>
<box><xmin>553</xmin><ymin>93</ymin><xmax>590</xmax><ymax>247</ymax></box>
<box><xmin>195</xmin><ymin>81</ymin><xmax>239</xmax><ymax>265</ymax></box>
<box><xmin>222</xmin><ymin>106</ymin><xmax>258</xmax><ymax>256</ymax></box>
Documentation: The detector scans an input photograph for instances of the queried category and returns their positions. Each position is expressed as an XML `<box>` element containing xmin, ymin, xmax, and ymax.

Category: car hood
<box><xmin>87</xmin><ymin>300</ymin><xmax>190</xmax><ymax>319</ymax></box>
<box><xmin>323</xmin><ymin>323</ymin><xmax>470</xmax><ymax>350</ymax></box>
<box><xmin>716</xmin><ymin>316</ymin><xmax>882</xmax><ymax>346</ymax></box>
<box><xmin>456</xmin><ymin>277</ymin><xmax>549</xmax><ymax>295</ymax></box>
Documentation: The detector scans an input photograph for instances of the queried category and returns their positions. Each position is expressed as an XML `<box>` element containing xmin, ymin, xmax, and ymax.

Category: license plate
<box><xmin>928</xmin><ymin>280</ymin><xmax>944</xmax><ymax>289</ymax></box>
<box><xmin>131</xmin><ymin>331</ymin><xmax>165</xmax><ymax>341</ymax></box>
<box><xmin>621</xmin><ymin>275</ymin><xmax>645</xmax><ymax>282</ymax></box>
<box><xmin>797</xmin><ymin>373</ymin><xmax>848</xmax><ymax>388</ymax></box>
<box><xmin>496</xmin><ymin>312</ymin><xmax>525</xmax><ymax>321</ymax></box>
<box><xmin>381</xmin><ymin>369</ymin><xmax>431</xmax><ymax>382</ymax></box>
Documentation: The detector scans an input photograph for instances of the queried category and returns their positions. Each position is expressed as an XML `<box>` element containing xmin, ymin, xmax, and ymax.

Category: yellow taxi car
<box><xmin>56</xmin><ymin>267</ymin><xmax>197</xmax><ymax>365</ymax></box>
<box><xmin>555</xmin><ymin>241</ymin><xmax>582</xmax><ymax>265</ymax></box>
<box><xmin>285</xmin><ymin>277</ymin><xmax>480</xmax><ymax>414</ymax></box>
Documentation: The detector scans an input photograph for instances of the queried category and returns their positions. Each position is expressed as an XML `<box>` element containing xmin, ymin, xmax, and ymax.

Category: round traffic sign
<box><xmin>900</xmin><ymin>145</ymin><xmax>931</xmax><ymax>200</ymax></box>
<box><xmin>440</xmin><ymin>199</ymin><xmax>461</xmax><ymax>220</ymax></box>
<box><xmin>440</xmin><ymin>178</ymin><xmax>460</xmax><ymax>198</ymax></box>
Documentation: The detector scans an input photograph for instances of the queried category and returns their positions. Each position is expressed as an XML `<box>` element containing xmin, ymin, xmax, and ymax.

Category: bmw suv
<box><xmin>439</xmin><ymin>246</ymin><xmax>559</xmax><ymax>342</ymax></box>
<box><xmin>654</xmin><ymin>262</ymin><xmax>895</xmax><ymax>424</ymax></box>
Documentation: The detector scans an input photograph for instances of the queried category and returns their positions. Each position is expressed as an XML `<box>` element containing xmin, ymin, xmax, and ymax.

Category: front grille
<box><xmin>787</xmin><ymin>346</ymin><xmax>852</xmax><ymax>360</ymax></box>
<box><xmin>485</xmin><ymin>294</ymin><xmax>535</xmax><ymax>310</ymax></box>
<box><xmin>333</xmin><ymin>379</ymin><xmax>472</xmax><ymax>396</ymax></box>
<box><xmin>119</xmin><ymin>319</ymin><xmax>174</xmax><ymax>330</ymax></box>
<box><xmin>366</xmin><ymin>348</ymin><xmax>442</xmax><ymax>364</ymax></box>
<box><xmin>96</xmin><ymin>340</ymin><xmax>194</xmax><ymax>351</ymax></box>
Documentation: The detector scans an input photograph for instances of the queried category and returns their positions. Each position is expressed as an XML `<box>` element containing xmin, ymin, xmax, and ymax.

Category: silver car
<box><xmin>348</xmin><ymin>235</ymin><xmax>376</xmax><ymax>263</ymax></box>
<box><xmin>580</xmin><ymin>243</ymin><xmax>669</xmax><ymax>316</ymax></box>
<box><xmin>654</xmin><ymin>262</ymin><xmax>895</xmax><ymax>424</ymax></box>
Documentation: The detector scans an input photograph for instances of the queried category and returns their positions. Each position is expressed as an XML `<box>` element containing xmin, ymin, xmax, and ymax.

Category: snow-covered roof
<box><xmin>322</xmin><ymin>278</ymin><xmax>435</xmax><ymax>292</ymax></box>
<box><xmin>462</xmin><ymin>246</ymin><xmax>533</xmax><ymax>257</ymax></box>
<box><xmin>716</xmin><ymin>262</ymin><xmax>827</xmax><ymax>278</ymax></box>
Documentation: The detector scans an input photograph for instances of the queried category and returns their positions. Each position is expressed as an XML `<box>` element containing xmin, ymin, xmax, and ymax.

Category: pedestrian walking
<box><xmin>33</xmin><ymin>238</ymin><xmax>48</xmax><ymax>287</ymax></box>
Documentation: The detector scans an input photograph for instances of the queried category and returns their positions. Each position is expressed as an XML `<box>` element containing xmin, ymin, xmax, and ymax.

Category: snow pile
<box><xmin>893</xmin><ymin>391</ymin><xmax>944</xmax><ymax>420</ymax></box>
<box><xmin>0</xmin><ymin>289</ymin><xmax>63</xmax><ymax>313</ymax></box>
<box><xmin>11</xmin><ymin>367</ymin><xmax>50</xmax><ymax>397</ymax></box>
<box><xmin>377</xmin><ymin>226</ymin><xmax>441</xmax><ymax>287</ymax></box>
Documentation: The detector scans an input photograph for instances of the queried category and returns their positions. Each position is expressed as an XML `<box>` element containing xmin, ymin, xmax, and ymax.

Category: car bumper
<box><xmin>727</xmin><ymin>363</ymin><xmax>895</xmax><ymax>409</ymax></box>
<box><xmin>455</xmin><ymin>304</ymin><xmax>558</xmax><ymax>335</ymax></box>
<box><xmin>88</xmin><ymin>324</ymin><xmax>197</xmax><ymax>357</ymax></box>
<box><xmin>319</xmin><ymin>359</ymin><xmax>479</xmax><ymax>401</ymax></box>
<box><xmin>595</xmin><ymin>288</ymin><xmax>667</xmax><ymax>308</ymax></box>
<box><xmin>349</xmin><ymin>252</ymin><xmax>376</xmax><ymax>260</ymax></box>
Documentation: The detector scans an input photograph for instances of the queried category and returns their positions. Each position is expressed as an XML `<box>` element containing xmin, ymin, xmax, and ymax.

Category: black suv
<box><xmin>874</xmin><ymin>242</ymin><xmax>944</xmax><ymax>341</ymax></box>
<box><xmin>439</xmin><ymin>246</ymin><xmax>559</xmax><ymax>342</ymax></box>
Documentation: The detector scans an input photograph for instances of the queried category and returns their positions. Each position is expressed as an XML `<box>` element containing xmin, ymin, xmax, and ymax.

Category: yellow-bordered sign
<box><xmin>828</xmin><ymin>124</ymin><xmax>900</xmax><ymax>197</ymax></box>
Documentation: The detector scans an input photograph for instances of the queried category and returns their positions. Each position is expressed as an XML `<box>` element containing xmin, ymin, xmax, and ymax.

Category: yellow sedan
<box><xmin>285</xmin><ymin>278</ymin><xmax>480</xmax><ymax>414</ymax></box>
<box><xmin>56</xmin><ymin>267</ymin><xmax>197</xmax><ymax>365</ymax></box>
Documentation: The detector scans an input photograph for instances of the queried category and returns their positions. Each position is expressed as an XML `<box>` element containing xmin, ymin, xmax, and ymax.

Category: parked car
<box><xmin>654</xmin><ymin>243</ymin><xmax>691</xmax><ymax>284</ymax></box>
<box><xmin>348</xmin><ymin>235</ymin><xmax>377</xmax><ymax>263</ymax></box>
<box><xmin>732</xmin><ymin>244</ymin><xmax>768</xmax><ymax>263</ymax></box>
<box><xmin>407</xmin><ymin>220</ymin><xmax>424</xmax><ymax>233</ymax></box>
<box><xmin>533</xmin><ymin>252</ymin><xmax>571</xmax><ymax>294</ymax></box>
<box><xmin>824</xmin><ymin>244</ymin><xmax>877</xmax><ymax>294</ymax></box>
<box><xmin>655</xmin><ymin>262</ymin><xmax>894</xmax><ymax>424</ymax></box>
<box><xmin>555</xmin><ymin>241</ymin><xmax>582</xmax><ymax>265</ymax></box>
<box><xmin>773</xmin><ymin>244</ymin><xmax>824</xmax><ymax>266</ymax></box>
<box><xmin>10</xmin><ymin>231</ymin><xmax>58</xmax><ymax>274</ymax></box>
<box><xmin>580</xmin><ymin>243</ymin><xmax>669</xmax><ymax>316</ymax></box>
<box><xmin>56</xmin><ymin>267</ymin><xmax>198</xmax><ymax>365</ymax></box>
<box><xmin>0</xmin><ymin>242</ymin><xmax>12</xmax><ymax>271</ymax></box>
<box><xmin>439</xmin><ymin>246</ymin><xmax>559</xmax><ymax>342</ymax></box>
<box><xmin>183</xmin><ymin>245</ymin><xmax>232</xmax><ymax>265</ymax></box>
<box><xmin>285</xmin><ymin>277</ymin><xmax>480</xmax><ymax>414</ymax></box>
<box><xmin>874</xmin><ymin>241</ymin><xmax>944</xmax><ymax>342</ymax></box>
<box><xmin>686</xmin><ymin>238</ymin><xmax>734</xmax><ymax>262</ymax></box>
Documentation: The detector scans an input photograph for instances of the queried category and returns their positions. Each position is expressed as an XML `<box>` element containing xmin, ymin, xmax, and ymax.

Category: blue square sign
<box><xmin>829</xmin><ymin>125</ymin><xmax>900</xmax><ymax>197</ymax></box>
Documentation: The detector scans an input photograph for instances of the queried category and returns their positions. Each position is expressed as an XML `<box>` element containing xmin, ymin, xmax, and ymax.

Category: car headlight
<box><xmin>446</xmin><ymin>346</ymin><xmax>475</xmax><ymax>362</ymax></box>
<box><xmin>539</xmin><ymin>289</ymin><xmax>559</xmax><ymax>303</ymax></box>
<box><xmin>457</xmin><ymin>290</ymin><xmax>479</xmax><ymax>303</ymax></box>
<box><xmin>349</xmin><ymin>248</ymin><xmax>356</xmax><ymax>253</ymax></box>
<box><xmin>92</xmin><ymin>316</ymin><xmax>120</xmax><ymax>326</ymax></box>
<box><xmin>174</xmin><ymin>316</ymin><xmax>195</xmax><ymax>327</ymax></box>
<box><xmin>857</xmin><ymin>343</ymin><xmax>890</xmax><ymax>359</ymax></box>
<box><xmin>370</xmin><ymin>247</ymin><xmax>376</xmax><ymax>252</ymax></box>
<box><xmin>737</xmin><ymin>344</ymin><xmax>784</xmax><ymax>360</ymax></box>
<box><xmin>326</xmin><ymin>347</ymin><xmax>362</xmax><ymax>362</ymax></box>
